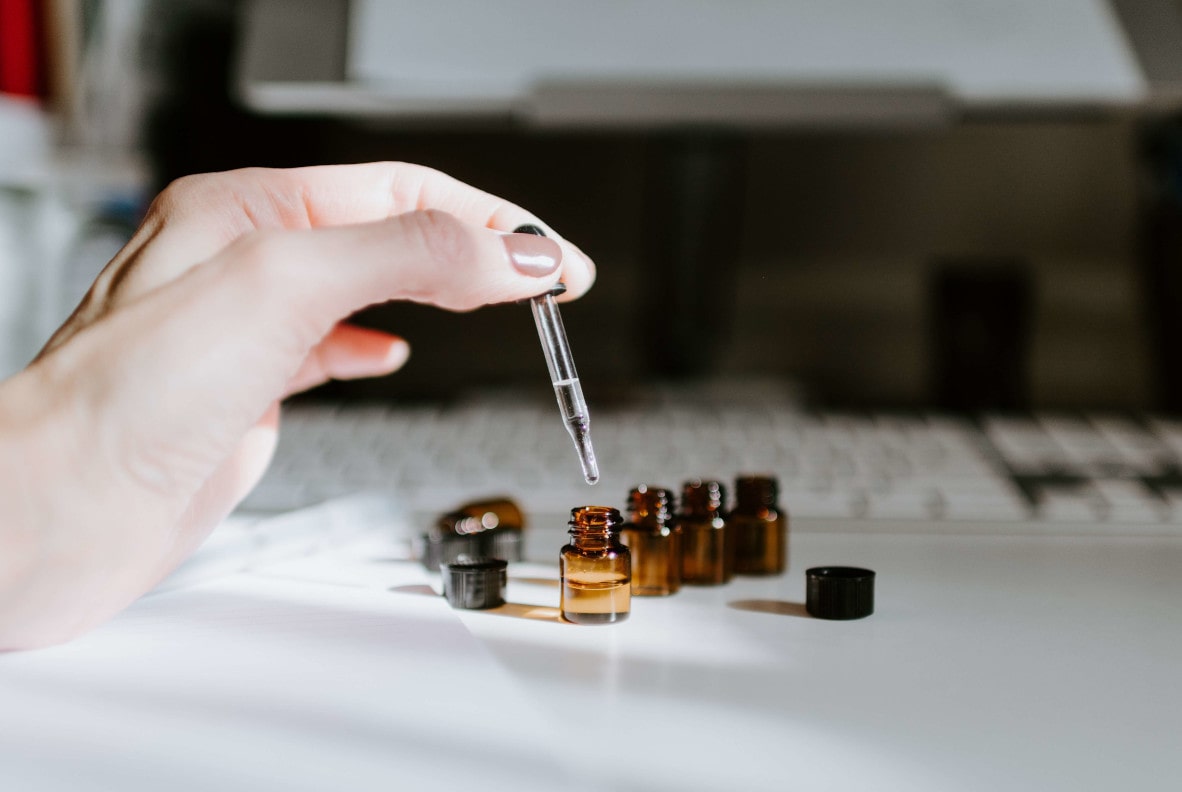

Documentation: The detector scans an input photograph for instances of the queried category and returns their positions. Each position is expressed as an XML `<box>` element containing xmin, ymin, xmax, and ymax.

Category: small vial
<box><xmin>422</xmin><ymin>496</ymin><xmax>525</xmax><ymax>569</ymax></box>
<box><xmin>730</xmin><ymin>475</ymin><xmax>788</xmax><ymax>575</ymax></box>
<box><xmin>455</xmin><ymin>496</ymin><xmax>526</xmax><ymax>562</ymax></box>
<box><xmin>620</xmin><ymin>486</ymin><xmax>682</xmax><ymax>596</ymax></box>
<box><xmin>560</xmin><ymin>506</ymin><xmax>631</xmax><ymax>624</ymax></box>
<box><xmin>454</xmin><ymin>497</ymin><xmax>525</xmax><ymax>532</ymax></box>
<box><xmin>679</xmin><ymin>479</ymin><xmax>732</xmax><ymax>585</ymax></box>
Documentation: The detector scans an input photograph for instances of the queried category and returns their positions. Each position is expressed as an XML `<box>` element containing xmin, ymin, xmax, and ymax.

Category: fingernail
<box><xmin>503</xmin><ymin>233</ymin><xmax>560</xmax><ymax>277</ymax></box>
<box><xmin>383</xmin><ymin>339</ymin><xmax>411</xmax><ymax>369</ymax></box>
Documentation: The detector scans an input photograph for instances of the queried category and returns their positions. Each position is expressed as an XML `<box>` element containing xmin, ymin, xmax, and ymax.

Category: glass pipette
<box><xmin>514</xmin><ymin>224</ymin><xmax>599</xmax><ymax>484</ymax></box>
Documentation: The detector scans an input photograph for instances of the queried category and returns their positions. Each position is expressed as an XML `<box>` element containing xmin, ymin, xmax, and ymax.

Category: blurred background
<box><xmin>6</xmin><ymin>0</ymin><xmax>1182</xmax><ymax>413</ymax></box>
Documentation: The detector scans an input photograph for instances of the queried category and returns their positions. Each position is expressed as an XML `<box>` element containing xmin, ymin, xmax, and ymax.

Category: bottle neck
<box><xmin>682</xmin><ymin>480</ymin><xmax>725</xmax><ymax>519</ymax></box>
<box><xmin>735</xmin><ymin>476</ymin><xmax>778</xmax><ymax>513</ymax></box>
<box><xmin>569</xmin><ymin>531</ymin><xmax>615</xmax><ymax>552</ymax></box>
<box><xmin>569</xmin><ymin>505</ymin><xmax>624</xmax><ymax>550</ymax></box>
<box><xmin>627</xmin><ymin>486</ymin><xmax>673</xmax><ymax>529</ymax></box>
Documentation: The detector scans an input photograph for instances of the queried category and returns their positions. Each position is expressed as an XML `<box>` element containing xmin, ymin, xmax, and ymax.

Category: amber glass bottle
<box><xmin>620</xmin><ymin>486</ymin><xmax>681</xmax><ymax>596</ymax></box>
<box><xmin>455</xmin><ymin>496</ymin><xmax>525</xmax><ymax>563</ymax></box>
<box><xmin>560</xmin><ymin>506</ymin><xmax>631</xmax><ymax>624</ymax></box>
<box><xmin>423</xmin><ymin>496</ymin><xmax>526</xmax><ymax>569</ymax></box>
<box><xmin>455</xmin><ymin>497</ymin><xmax>525</xmax><ymax>531</ymax></box>
<box><xmin>730</xmin><ymin>475</ymin><xmax>787</xmax><ymax>575</ymax></box>
<box><xmin>679</xmin><ymin>479</ymin><xmax>731</xmax><ymax>585</ymax></box>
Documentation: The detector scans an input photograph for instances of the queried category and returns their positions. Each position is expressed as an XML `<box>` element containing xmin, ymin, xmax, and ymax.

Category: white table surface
<box><xmin>2</xmin><ymin>523</ymin><xmax>1179</xmax><ymax>791</ymax></box>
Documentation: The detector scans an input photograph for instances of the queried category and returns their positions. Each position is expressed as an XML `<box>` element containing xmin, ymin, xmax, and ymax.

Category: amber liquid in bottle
<box><xmin>731</xmin><ymin>475</ymin><xmax>787</xmax><ymax>575</ymax></box>
<box><xmin>619</xmin><ymin>486</ymin><xmax>681</xmax><ymax>596</ymax></box>
<box><xmin>679</xmin><ymin>479</ymin><xmax>732</xmax><ymax>585</ymax></box>
<box><xmin>560</xmin><ymin>506</ymin><xmax>631</xmax><ymax>624</ymax></box>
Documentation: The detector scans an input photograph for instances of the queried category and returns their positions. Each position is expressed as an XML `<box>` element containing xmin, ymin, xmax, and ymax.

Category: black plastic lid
<box><xmin>441</xmin><ymin>558</ymin><xmax>508</xmax><ymax>610</ymax></box>
<box><xmin>806</xmin><ymin>567</ymin><xmax>876</xmax><ymax>620</ymax></box>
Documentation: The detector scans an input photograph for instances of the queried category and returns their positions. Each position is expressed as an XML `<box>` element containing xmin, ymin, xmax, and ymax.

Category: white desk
<box><xmin>2</xmin><ymin>522</ymin><xmax>1179</xmax><ymax>791</ymax></box>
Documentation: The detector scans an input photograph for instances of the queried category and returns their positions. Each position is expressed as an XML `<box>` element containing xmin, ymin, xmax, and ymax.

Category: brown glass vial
<box><xmin>730</xmin><ymin>475</ymin><xmax>788</xmax><ymax>575</ymax></box>
<box><xmin>620</xmin><ymin>486</ymin><xmax>682</xmax><ymax>596</ymax></box>
<box><xmin>679</xmin><ymin>480</ymin><xmax>732</xmax><ymax>585</ymax></box>
<box><xmin>455</xmin><ymin>497</ymin><xmax>525</xmax><ymax>532</ymax></box>
<box><xmin>560</xmin><ymin>506</ymin><xmax>631</xmax><ymax>625</ymax></box>
<box><xmin>422</xmin><ymin>496</ymin><xmax>526</xmax><ymax>570</ymax></box>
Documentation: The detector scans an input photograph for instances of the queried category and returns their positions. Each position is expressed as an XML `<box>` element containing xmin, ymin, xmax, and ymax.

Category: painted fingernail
<box><xmin>503</xmin><ymin>233</ymin><xmax>560</xmax><ymax>277</ymax></box>
<box><xmin>383</xmin><ymin>339</ymin><xmax>411</xmax><ymax>369</ymax></box>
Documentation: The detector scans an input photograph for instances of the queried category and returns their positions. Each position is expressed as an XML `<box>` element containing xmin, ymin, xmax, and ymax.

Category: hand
<box><xmin>0</xmin><ymin>162</ymin><xmax>595</xmax><ymax>649</ymax></box>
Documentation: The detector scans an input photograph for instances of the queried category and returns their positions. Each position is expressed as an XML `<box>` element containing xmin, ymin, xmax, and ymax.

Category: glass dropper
<box><xmin>514</xmin><ymin>224</ymin><xmax>599</xmax><ymax>484</ymax></box>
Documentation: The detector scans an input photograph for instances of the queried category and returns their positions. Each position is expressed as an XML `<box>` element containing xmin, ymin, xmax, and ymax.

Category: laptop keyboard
<box><xmin>240</xmin><ymin>401</ymin><xmax>1182</xmax><ymax>534</ymax></box>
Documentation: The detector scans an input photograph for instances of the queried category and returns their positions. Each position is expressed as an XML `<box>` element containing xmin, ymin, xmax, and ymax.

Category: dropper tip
<box><xmin>570</xmin><ymin>422</ymin><xmax>599</xmax><ymax>485</ymax></box>
<box><xmin>579</xmin><ymin>450</ymin><xmax>600</xmax><ymax>485</ymax></box>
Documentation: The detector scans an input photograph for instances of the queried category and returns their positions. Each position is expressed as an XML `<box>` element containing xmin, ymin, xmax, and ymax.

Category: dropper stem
<box><xmin>515</xmin><ymin>224</ymin><xmax>600</xmax><ymax>484</ymax></box>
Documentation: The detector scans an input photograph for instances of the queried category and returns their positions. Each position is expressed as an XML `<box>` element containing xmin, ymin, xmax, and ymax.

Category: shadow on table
<box><xmin>389</xmin><ymin>585</ymin><xmax>564</xmax><ymax>624</ymax></box>
<box><xmin>389</xmin><ymin>584</ymin><xmax>437</xmax><ymax>596</ymax></box>
<box><xmin>484</xmin><ymin>603</ymin><xmax>564</xmax><ymax>623</ymax></box>
<box><xmin>728</xmin><ymin>599</ymin><xmax>811</xmax><ymax>618</ymax></box>
<box><xmin>509</xmin><ymin>576</ymin><xmax>560</xmax><ymax>588</ymax></box>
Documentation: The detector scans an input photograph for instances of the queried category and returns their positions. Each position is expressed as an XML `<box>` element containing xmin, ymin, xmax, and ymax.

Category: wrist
<box><xmin>0</xmin><ymin>367</ymin><xmax>61</xmax><ymax>569</ymax></box>
<box><xmin>0</xmin><ymin>365</ymin><xmax>110</xmax><ymax>648</ymax></box>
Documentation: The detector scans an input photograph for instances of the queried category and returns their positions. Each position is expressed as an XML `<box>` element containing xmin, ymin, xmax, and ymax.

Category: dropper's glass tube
<box><xmin>515</xmin><ymin>224</ymin><xmax>599</xmax><ymax>484</ymax></box>
<box><xmin>530</xmin><ymin>287</ymin><xmax>598</xmax><ymax>483</ymax></box>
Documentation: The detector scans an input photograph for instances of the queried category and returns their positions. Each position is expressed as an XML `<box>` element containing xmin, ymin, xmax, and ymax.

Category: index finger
<box><xmin>121</xmin><ymin>162</ymin><xmax>596</xmax><ymax>301</ymax></box>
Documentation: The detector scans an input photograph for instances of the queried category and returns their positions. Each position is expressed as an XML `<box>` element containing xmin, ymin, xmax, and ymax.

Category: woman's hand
<box><xmin>0</xmin><ymin>162</ymin><xmax>595</xmax><ymax>649</ymax></box>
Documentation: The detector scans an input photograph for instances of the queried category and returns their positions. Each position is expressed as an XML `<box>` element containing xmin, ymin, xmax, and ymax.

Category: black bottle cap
<box><xmin>806</xmin><ymin>567</ymin><xmax>876</xmax><ymax>620</ymax></box>
<box><xmin>441</xmin><ymin>558</ymin><xmax>508</xmax><ymax>610</ymax></box>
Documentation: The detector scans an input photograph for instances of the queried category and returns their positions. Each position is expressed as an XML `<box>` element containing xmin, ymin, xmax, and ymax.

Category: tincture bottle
<box><xmin>455</xmin><ymin>497</ymin><xmax>525</xmax><ymax>563</ymax></box>
<box><xmin>422</xmin><ymin>496</ymin><xmax>525</xmax><ymax>570</ymax></box>
<box><xmin>730</xmin><ymin>475</ymin><xmax>787</xmax><ymax>575</ymax></box>
<box><xmin>620</xmin><ymin>486</ymin><xmax>682</xmax><ymax>596</ymax></box>
<box><xmin>455</xmin><ymin>497</ymin><xmax>525</xmax><ymax>532</ymax></box>
<box><xmin>679</xmin><ymin>479</ymin><xmax>732</xmax><ymax>585</ymax></box>
<box><xmin>560</xmin><ymin>506</ymin><xmax>631</xmax><ymax>624</ymax></box>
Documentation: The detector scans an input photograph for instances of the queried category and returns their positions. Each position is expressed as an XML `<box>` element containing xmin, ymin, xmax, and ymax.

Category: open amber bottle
<box><xmin>679</xmin><ymin>479</ymin><xmax>732</xmax><ymax>585</ymax></box>
<box><xmin>560</xmin><ymin>506</ymin><xmax>631</xmax><ymax>624</ymax></box>
<box><xmin>620</xmin><ymin>486</ymin><xmax>681</xmax><ymax>596</ymax></box>
<box><xmin>730</xmin><ymin>475</ymin><xmax>787</xmax><ymax>575</ymax></box>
